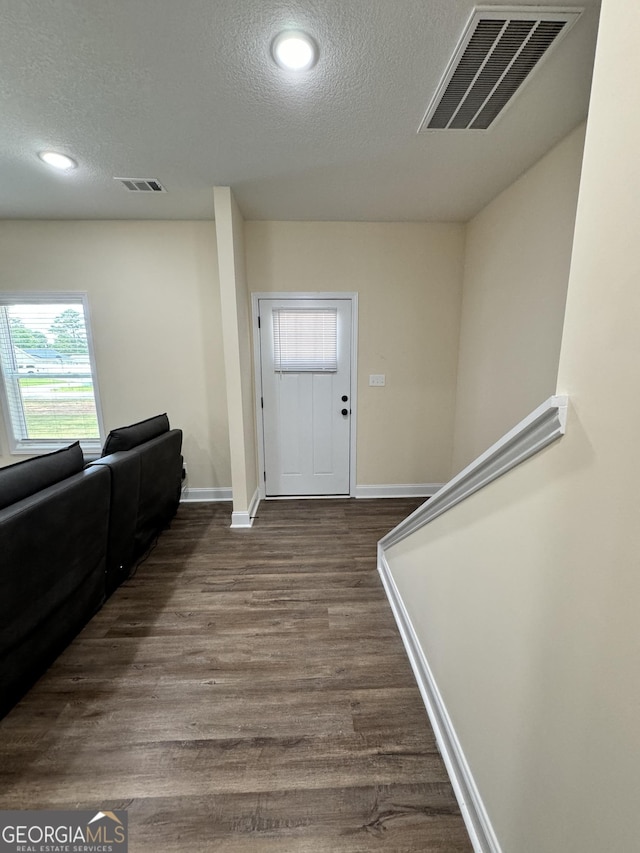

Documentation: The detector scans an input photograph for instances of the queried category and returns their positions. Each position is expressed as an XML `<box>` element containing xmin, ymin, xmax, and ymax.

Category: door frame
<box><xmin>252</xmin><ymin>292</ymin><xmax>358</xmax><ymax>500</ymax></box>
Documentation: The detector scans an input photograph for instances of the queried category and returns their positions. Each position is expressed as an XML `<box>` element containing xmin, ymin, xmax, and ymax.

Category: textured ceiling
<box><xmin>0</xmin><ymin>0</ymin><xmax>600</xmax><ymax>222</ymax></box>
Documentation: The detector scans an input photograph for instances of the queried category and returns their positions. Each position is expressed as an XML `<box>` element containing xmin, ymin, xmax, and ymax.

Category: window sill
<box><xmin>11</xmin><ymin>439</ymin><xmax>103</xmax><ymax>457</ymax></box>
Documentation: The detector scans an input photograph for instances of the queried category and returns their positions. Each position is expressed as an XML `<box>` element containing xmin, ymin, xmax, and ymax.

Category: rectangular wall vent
<box><xmin>114</xmin><ymin>177</ymin><xmax>166</xmax><ymax>192</ymax></box>
<box><xmin>419</xmin><ymin>6</ymin><xmax>582</xmax><ymax>132</ymax></box>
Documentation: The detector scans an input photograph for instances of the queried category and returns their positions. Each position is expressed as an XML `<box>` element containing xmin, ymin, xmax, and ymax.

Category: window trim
<box><xmin>0</xmin><ymin>292</ymin><xmax>105</xmax><ymax>456</ymax></box>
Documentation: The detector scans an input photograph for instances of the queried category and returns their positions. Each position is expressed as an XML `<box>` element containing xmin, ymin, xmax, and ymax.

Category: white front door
<box><xmin>258</xmin><ymin>298</ymin><xmax>352</xmax><ymax>496</ymax></box>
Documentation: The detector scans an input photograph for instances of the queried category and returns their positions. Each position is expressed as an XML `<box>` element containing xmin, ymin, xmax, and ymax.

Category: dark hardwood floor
<box><xmin>0</xmin><ymin>499</ymin><xmax>472</xmax><ymax>852</ymax></box>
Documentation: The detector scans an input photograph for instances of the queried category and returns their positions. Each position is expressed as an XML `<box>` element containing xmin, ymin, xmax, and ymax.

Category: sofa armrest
<box><xmin>135</xmin><ymin>429</ymin><xmax>183</xmax><ymax>558</ymax></box>
<box><xmin>89</xmin><ymin>451</ymin><xmax>140</xmax><ymax>595</ymax></box>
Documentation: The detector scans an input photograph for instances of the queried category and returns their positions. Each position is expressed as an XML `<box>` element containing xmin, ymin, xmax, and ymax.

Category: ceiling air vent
<box><xmin>115</xmin><ymin>177</ymin><xmax>166</xmax><ymax>192</ymax></box>
<box><xmin>419</xmin><ymin>6</ymin><xmax>582</xmax><ymax>132</ymax></box>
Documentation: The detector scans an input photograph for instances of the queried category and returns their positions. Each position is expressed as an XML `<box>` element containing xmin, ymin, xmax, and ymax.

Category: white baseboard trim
<box><xmin>378</xmin><ymin>547</ymin><xmax>502</xmax><ymax>853</ymax></box>
<box><xmin>381</xmin><ymin>395</ymin><xmax>568</xmax><ymax>549</ymax></box>
<box><xmin>230</xmin><ymin>488</ymin><xmax>260</xmax><ymax>529</ymax></box>
<box><xmin>354</xmin><ymin>483</ymin><xmax>444</xmax><ymax>499</ymax></box>
<box><xmin>180</xmin><ymin>487</ymin><xmax>232</xmax><ymax>502</ymax></box>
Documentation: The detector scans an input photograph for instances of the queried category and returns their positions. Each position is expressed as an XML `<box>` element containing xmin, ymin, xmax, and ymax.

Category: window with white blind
<box><xmin>0</xmin><ymin>294</ymin><xmax>103</xmax><ymax>454</ymax></box>
<box><xmin>272</xmin><ymin>308</ymin><xmax>338</xmax><ymax>372</ymax></box>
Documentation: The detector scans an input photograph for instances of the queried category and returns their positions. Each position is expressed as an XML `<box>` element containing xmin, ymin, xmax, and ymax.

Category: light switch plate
<box><xmin>369</xmin><ymin>374</ymin><xmax>385</xmax><ymax>386</ymax></box>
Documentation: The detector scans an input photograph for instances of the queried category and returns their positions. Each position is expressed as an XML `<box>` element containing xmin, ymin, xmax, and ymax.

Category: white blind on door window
<box><xmin>272</xmin><ymin>308</ymin><xmax>338</xmax><ymax>372</ymax></box>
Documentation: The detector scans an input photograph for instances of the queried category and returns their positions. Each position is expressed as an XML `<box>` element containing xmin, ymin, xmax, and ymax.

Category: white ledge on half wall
<box><xmin>380</xmin><ymin>395</ymin><xmax>568</xmax><ymax>550</ymax></box>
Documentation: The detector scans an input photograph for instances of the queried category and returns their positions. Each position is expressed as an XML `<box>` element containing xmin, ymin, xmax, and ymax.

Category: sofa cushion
<box><xmin>0</xmin><ymin>442</ymin><xmax>85</xmax><ymax>511</ymax></box>
<box><xmin>102</xmin><ymin>413</ymin><xmax>169</xmax><ymax>455</ymax></box>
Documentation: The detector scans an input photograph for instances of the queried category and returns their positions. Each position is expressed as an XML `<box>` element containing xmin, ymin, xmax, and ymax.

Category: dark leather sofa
<box><xmin>90</xmin><ymin>413</ymin><xmax>183</xmax><ymax>595</ymax></box>
<box><xmin>0</xmin><ymin>414</ymin><xmax>183</xmax><ymax>717</ymax></box>
<box><xmin>0</xmin><ymin>442</ymin><xmax>110</xmax><ymax>717</ymax></box>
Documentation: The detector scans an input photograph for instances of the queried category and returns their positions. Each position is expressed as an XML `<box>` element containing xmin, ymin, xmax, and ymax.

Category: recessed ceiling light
<box><xmin>272</xmin><ymin>30</ymin><xmax>318</xmax><ymax>71</ymax></box>
<box><xmin>38</xmin><ymin>151</ymin><xmax>77</xmax><ymax>171</ymax></box>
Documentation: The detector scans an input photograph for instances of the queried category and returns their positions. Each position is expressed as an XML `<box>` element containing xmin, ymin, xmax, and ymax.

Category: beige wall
<box><xmin>0</xmin><ymin>218</ymin><xmax>465</xmax><ymax>493</ymax></box>
<box><xmin>214</xmin><ymin>188</ymin><xmax>258</xmax><ymax>513</ymax></box>
<box><xmin>0</xmin><ymin>221</ymin><xmax>231</xmax><ymax>488</ymax></box>
<box><xmin>245</xmin><ymin>221</ymin><xmax>465</xmax><ymax>485</ymax></box>
<box><xmin>386</xmin><ymin>0</ymin><xmax>640</xmax><ymax>849</ymax></box>
<box><xmin>452</xmin><ymin>123</ymin><xmax>585</xmax><ymax>473</ymax></box>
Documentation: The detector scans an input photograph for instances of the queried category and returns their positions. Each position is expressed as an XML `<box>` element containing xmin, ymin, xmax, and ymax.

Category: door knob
<box><xmin>341</xmin><ymin>395</ymin><xmax>348</xmax><ymax>402</ymax></box>
<box><xmin>341</xmin><ymin>408</ymin><xmax>348</xmax><ymax>416</ymax></box>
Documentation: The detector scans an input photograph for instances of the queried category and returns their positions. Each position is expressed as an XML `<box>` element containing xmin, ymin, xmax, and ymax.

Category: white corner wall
<box><xmin>452</xmin><ymin>123</ymin><xmax>586</xmax><ymax>474</ymax></box>
<box><xmin>0</xmin><ymin>221</ymin><xmax>231</xmax><ymax>489</ymax></box>
<box><xmin>245</xmin><ymin>221</ymin><xmax>465</xmax><ymax>487</ymax></box>
<box><xmin>384</xmin><ymin>0</ymin><xmax>640</xmax><ymax>849</ymax></box>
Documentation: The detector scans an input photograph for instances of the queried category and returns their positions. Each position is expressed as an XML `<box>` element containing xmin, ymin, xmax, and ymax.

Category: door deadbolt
<box><xmin>341</xmin><ymin>395</ymin><xmax>348</xmax><ymax>402</ymax></box>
